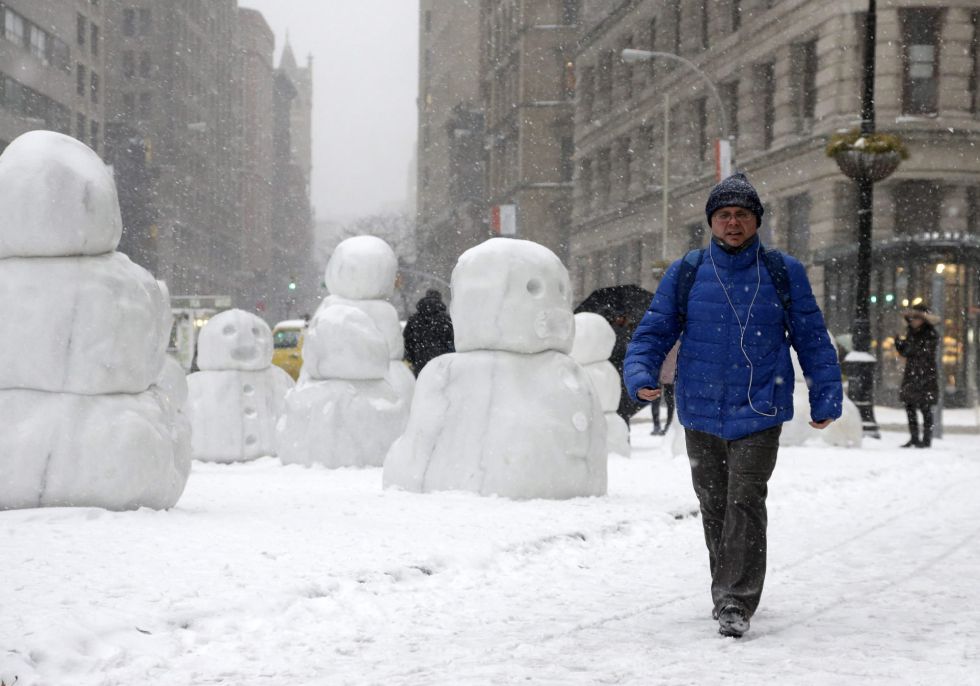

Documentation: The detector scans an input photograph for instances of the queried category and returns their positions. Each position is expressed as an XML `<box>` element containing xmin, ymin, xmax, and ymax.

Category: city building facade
<box><xmin>570</xmin><ymin>0</ymin><xmax>980</xmax><ymax>407</ymax></box>
<box><xmin>1</xmin><ymin>0</ymin><xmax>105</xmax><ymax>153</ymax></box>
<box><xmin>416</xmin><ymin>0</ymin><xmax>486</xmax><ymax>295</ymax></box>
<box><xmin>479</xmin><ymin>0</ymin><xmax>579</xmax><ymax>260</ymax></box>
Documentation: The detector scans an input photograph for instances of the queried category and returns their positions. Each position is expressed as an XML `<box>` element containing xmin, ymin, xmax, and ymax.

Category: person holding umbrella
<box><xmin>894</xmin><ymin>303</ymin><xmax>940</xmax><ymax>448</ymax></box>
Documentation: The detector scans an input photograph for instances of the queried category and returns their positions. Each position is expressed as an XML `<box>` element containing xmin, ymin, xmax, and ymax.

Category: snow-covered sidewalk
<box><xmin>3</xmin><ymin>427</ymin><xmax>978</xmax><ymax>685</ymax></box>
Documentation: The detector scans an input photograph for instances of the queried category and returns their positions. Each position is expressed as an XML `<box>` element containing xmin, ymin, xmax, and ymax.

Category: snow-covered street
<box><xmin>3</xmin><ymin>423</ymin><xmax>979</xmax><ymax>686</ymax></box>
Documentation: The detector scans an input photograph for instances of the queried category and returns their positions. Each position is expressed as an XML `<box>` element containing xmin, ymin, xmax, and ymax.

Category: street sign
<box><xmin>491</xmin><ymin>204</ymin><xmax>517</xmax><ymax>236</ymax></box>
<box><xmin>715</xmin><ymin>139</ymin><xmax>732</xmax><ymax>181</ymax></box>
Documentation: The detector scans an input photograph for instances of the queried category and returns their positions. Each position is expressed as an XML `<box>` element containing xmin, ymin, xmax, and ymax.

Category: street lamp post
<box><xmin>842</xmin><ymin>0</ymin><xmax>886</xmax><ymax>438</ymax></box>
<box><xmin>621</xmin><ymin>49</ymin><xmax>733</xmax><ymax>270</ymax></box>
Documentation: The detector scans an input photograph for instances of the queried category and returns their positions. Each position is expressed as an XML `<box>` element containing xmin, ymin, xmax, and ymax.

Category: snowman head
<box><xmin>450</xmin><ymin>238</ymin><xmax>574</xmax><ymax>354</ymax></box>
<box><xmin>197</xmin><ymin>309</ymin><xmax>273</xmax><ymax>371</ymax></box>
<box><xmin>304</xmin><ymin>305</ymin><xmax>389</xmax><ymax>381</ymax></box>
<box><xmin>324</xmin><ymin>235</ymin><xmax>398</xmax><ymax>300</ymax></box>
<box><xmin>569</xmin><ymin>312</ymin><xmax>616</xmax><ymax>365</ymax></box>
<box><xmin>0</xmin><ymin>130</ymin><xmax>122</xmax><ymax>258</ymax></box>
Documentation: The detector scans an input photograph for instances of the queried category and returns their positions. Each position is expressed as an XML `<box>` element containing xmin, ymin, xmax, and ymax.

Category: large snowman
<box><xmin>186</xmin><ymin>309</ymin><xmax>294</xmax><ymax>462</ymax></box>
<box><xmin>278</xmin><ymin>305</ymin><xmax>408</xmax><ymax>467</ymax></box>
<box><xmin>315</xmin><ymin>235</ymin><xmax>415</xmax><ymax>406</ymax></box>
<box><xmin>383</xmin><ymin>238</ymin><xmax>607</xmax><ymax>499</ymax></box>
<box><xmin>0</xmin><ymin>130</ymin><xmax>190</xmax><ymax>510</ymax></box>
<box><xmin>570</xmin><ymin>312</ymin><xmax>631</xmax><ymax>457</ymax></box>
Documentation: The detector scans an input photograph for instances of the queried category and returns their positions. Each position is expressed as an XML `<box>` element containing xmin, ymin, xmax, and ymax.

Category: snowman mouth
<box><xmin>231</xmin><ymin>346</ymin><xmax>258</xmax><ymax>361</ymax></box>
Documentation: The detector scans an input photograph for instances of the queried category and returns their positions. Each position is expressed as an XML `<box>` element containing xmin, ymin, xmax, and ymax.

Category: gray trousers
<box><xmin>685</xmin><ymin>425</ymin><xmax>781</xmax><ymax>618</ymax></box>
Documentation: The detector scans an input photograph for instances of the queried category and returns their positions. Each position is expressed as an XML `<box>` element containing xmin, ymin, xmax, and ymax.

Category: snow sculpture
<box><xmin>278</xmin><ymin>305</ymin><xmax>408</xmax><ymax>468</ymax></box>
<box><xmin>316</xmin><ymin>235</ymin><xmax>416</xmax><ymax>405</ymax></box>
<box><xmin>570</xmin><ymin>312</ymin><xmax>631</xmax><ymax>457</ymax></box>
<box><xmin>384</xmin><ymin>238</ymin><xmax>607</xmax><ymax>499</ymax></box>
<box><xmin>0</xmin><ymin>130</ymin><xmax>189</xmax><ymax>510</ymax></box>
<box><xmin>186</xmin><ymin>309</ymin><xmax>294</xmax><ymax>462</ymax></box>
<box><xmin>781</xmin><ymin>347</ymin><xmax>862</xmax><ymax>448</ymax></box>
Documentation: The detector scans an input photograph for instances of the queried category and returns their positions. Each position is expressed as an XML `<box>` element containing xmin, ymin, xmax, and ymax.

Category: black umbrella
<box><xmin>574</xmin><ymin>284</ymin><xmax>653</xmax><ymax>326</ymax></box>
<box><xmin>575</xmin><ymin>285</ymin><xmax>655</xmax><ymax>424</ymax></box>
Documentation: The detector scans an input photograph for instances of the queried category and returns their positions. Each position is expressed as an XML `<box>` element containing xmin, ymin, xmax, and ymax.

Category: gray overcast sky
<box><xmin>238</xmin><ymin>0</ymin><xmax>419</xmax><ymax>221</ymax></box>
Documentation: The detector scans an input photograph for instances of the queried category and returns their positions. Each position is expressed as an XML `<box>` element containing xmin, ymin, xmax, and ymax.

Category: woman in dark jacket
<box><xmin>895</xmin><ymin>303</ymin><xmax>940</xmax><ymax>448</ymax></box>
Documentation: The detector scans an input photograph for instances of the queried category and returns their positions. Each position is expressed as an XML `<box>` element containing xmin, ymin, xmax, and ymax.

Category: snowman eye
<box><xmin>251</xmin><ymin>327</ymin><xmax>260</xmax><ymax>337</ymax></box>
<box><xmin>558</xmin><ymin>281</ymin><xmax>566</xmax><ymax>296</ymax></box>
<box><xmin>526</xmin><ymin>278</ymin><xmax>543</xmax><ymax>297</ymax></box>
<box><xmin>222</xmin><ymin>325</ymin><xmax>235</xmax><ymax>335</ymax></box>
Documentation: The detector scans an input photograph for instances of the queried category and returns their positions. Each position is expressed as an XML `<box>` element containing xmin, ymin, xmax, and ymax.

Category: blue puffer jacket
<box><xmin>624</xmin><ymin>237</ymin><xmax>842</xmax><ymax>440</ymax></box>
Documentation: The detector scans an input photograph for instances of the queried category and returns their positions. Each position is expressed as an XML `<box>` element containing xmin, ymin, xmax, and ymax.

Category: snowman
<box><xmin>383</xmin><ymin>238</ymin><xmax>607</xmax><ymax>499</ymax></box>
<box><xmin>781</xmin><ymin>345</ymin><xmax>863</xmax><ymax>448</ymax></box>
<box><xmin>315</xmin><ymin>235</ymin><xmax>415</xmax><ymax>406</ymax></box>
<box><xmin>278</xmin><ymin>305</ymin><xmax>408</xmax><ymax>468</ymax></box>
<box><xmin>0</xmin><ymin>130</ymin><xmax>189</xmax><ymax>510</ymax></box>
<box><xmin>570</xmin><ymin>312</ymin><xmax>631</xmax><ymax>457</ymax></box>
<box><xmin>186</xmin><ymin>309</ymin><xmax>294</xmax><ymax>462</ymax></box>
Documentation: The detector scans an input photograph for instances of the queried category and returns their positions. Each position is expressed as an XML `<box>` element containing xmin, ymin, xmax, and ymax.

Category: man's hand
<box><xmin>637</xmin><ymin>387</ymin><xmax>661</xmax><ymax>402</ymax></box>
<box><xmin>810</xmin><ymin>419</ymin><xmax>834</xmax><ymax>429</ymax></box>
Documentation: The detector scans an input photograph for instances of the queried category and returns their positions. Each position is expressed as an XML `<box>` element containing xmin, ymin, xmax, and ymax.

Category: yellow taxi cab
<box><xmin>271</xmin><ymin>319</ymin><xmax>306</xmax><ymax>380</ymax></box>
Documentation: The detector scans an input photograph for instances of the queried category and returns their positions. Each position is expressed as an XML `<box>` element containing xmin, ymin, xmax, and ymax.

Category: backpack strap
<box><xmin>759</xmin><ymin>248</ymin><xmax>793</xmax><ymax>336</ymax></box>
<box><xmin>675</xmin><ymin>248</ymin><xmax>705</xmax><ymax>329</ymax></box>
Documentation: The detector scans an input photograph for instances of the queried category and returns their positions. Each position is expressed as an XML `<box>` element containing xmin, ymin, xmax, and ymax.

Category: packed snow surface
<box><xmin>0</xmin><ymin>130</ymin><xmax>122</xmax><ymax>258</ymax></box>
<box><xmin>2</xmin><ymin>423</ymin><xmax>977</xmax><ymax>685</ymax></box>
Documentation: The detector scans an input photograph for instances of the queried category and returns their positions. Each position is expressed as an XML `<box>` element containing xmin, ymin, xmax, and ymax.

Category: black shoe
<box><xmin>901</xmin><ymin>439</ymin><xmax>920</xmax><ymax>448</ymax></box>
<box><xmin>718</xmin><ymin>606</ymin><xmax>749</xmax><ymax>638</ymax></box>
<box><xmin>651</xmin><ymin>428</ymin><xmax>661</xmax><ymax>435</ymax></box>
<box><xmin>916</xmin><ymin>439</ymin><xmax>931</xmax><ymax>448</ymax></box>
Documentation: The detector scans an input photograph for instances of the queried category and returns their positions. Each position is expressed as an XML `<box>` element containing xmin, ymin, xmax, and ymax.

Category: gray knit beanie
<box><xmin>705</xmin><ymin>172</ymin><xmax>764</xmax><ymax>226</ymax></box>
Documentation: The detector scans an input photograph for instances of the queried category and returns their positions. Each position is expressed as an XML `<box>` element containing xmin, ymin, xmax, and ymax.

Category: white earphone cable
<box><xmin>708</xmin><ymin>240</ymin><xmax>778</xmax><ymax>418</ymax></box>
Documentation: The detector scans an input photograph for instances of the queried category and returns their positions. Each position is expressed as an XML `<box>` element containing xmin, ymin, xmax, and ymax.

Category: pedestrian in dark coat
<box><xmin>895</xmin><ymin>303</ymin><xmax>940</xmax><ymax>448</ymax></box>
<box><xmin>624</xmin><ymin>173</ymin><xmax>843</xmax><ymax>638</ymax></box>
<box><xmin>403</xmin><ymin>289</ymin><xmax>454</xmax><ymax>376</ymax></box>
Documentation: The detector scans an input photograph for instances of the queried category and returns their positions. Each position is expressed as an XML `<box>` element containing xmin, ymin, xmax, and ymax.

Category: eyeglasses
<box><xmin>712</xmin><ymin>209</ymin><xmax>754</xmax><ymax>223</ymax></box>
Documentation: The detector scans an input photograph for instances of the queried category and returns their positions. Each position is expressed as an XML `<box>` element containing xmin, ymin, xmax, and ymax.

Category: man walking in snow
<box><xmin>624</xmin><ymin>173</ymin><xmax>843</xmax><ymax>637</ymax></box>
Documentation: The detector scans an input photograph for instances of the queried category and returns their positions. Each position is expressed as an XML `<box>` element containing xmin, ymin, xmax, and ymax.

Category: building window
<box><xmin>424</xmin><ymin>10</ymin><xmax>432</xmax><ymax>32</ymax></box>
<box><xmin>90</xmin><ymin>23</ymin><xmax>99</xmax><ymax>57</ymax></box>
<box><xmin>646</xmin><ymin>18</ymin><xmax>657</xmax><ymax>80</ymax></box>
<box><xmin>900</xmin><ymin>8</ymin><xmax>943</xmax><ymax>116</ymax></box>
<box><xmin>579</xmin><ymin>158</ymin><xmax>593</xmax><ymax>212</ymax></box>
<box><xmin>732</xmin><ymin>0</ymin><xmax>742</xmax><ymax>31</ymax></box>
<box><xmin>76</xmin><ymin>112</ymin><xmax>87</xmax><ymax>139</ymax></box>
<box><xmin>561</xmin><ymin>0</ymin><xmax>579</xmax><ymax>25</ymax></box>
<box><xmin>139</xmin><ymin>92</ymin><xmax>152</xmax><ymax>118</ymax></box>
<box><xmin>123</xmin><ymin>8</ymin><xmax>135</xmax><ymax>37</ymax></box>
<box><xmin>618</xmin><ymin>36</ymin><xmax>634</xmax><ymax>100</ymax></box>
<box><xmin>90</xmin><ymin>72</ymin><xmax>99</xmax><ymax>103</ymax></box>
<box><xmin>892</xmin><ymin>180</ymin><xmax>942</xmax><ymax>236</ymax></box>
<box><xmin>76</xmin><ymin>13</ymin><xmax>86</xmax><ymax>46</ymax></box>
<box><xmin>598</xmin><ymin>147</ymin><xmax>611</xmax><ymax>206</ymax></box>
<box><xmin>700</xmin><ymin>1</ymin><xmax>709</xmax><ymax>50</ymax></box>
<box><xmin>560</xmin><ymin>136</ymin><xmax>574</xmax><ymax>182</ymax></box>
<box><xmin>967</xmin><ymin>186</ymin><xmax>979</xmax><ymax>235</ymax></box>
<box><xmin>970</xmin><ymin>12</ymin><xmax>979</xmax><ymax>115</ymax></box>
<box><xmin>123</xmin><ymin>92</ymin><xmax>135</xmax><ymax>116</ymax></box>
<box><xmin>76</xmin><ymin>64</ymin><xmax>87</xmax><ymax>96</ymax></box>
<box><xmin>722</xmin><ymin>80</ymin><xmax>739</xmax><ymax>141</ymax></box>
<box><xmin>791</xmin><ymin>39</ymin><xmax>818</xmax><ymax>132</ymax></box>
<box><xmin>139</xmin><ymin>51</ymin><xmax>151</xmax><ymax>78</ymax></box>
<box><xmin>123</xmin><ymin>50</ymin><xmax>135</xmax><ymax>78</ymax></box>
<box><xmin>596</xmin><ymin>51</ymin><xmax>613</xmax><ymax>113</ymax></box>
<box><xmin>29</xmin><ymin>25</ymin><xmax>46</xmax><ymax>64</ymax></box>
<box><xmin>579</xmin><ymin>66</ymin><xmax>594</xmax><ymax>120</ymax></box>
<box><xmin>670</xmin><ymin>1</ymin><xmax>681</xmax><ymax>55</ymax></box>
<box><xmin>687</xmin><ymin>221</ymin><xmax>703</xmax><ymax>250</ymax></box>
<box><xmin>786</xmin><ymin>193</ymin><xmax>812</xmax><ymax>256</ymax></box>
<box><xmin>139</xmin><ymin>8</ymin><xmax>152</xmax><ymax>35</ymax></box>
<box><xmin>694</xmin><ymin>97</ymin><xmax>708</xmax><ymax>162</ymax></box>
<box><xmin>90</xmin><ymin>120</ymin><xmax>99</xmax><ymax>152</ymax></box>
<box><xmin>4</xmin><ymin>9</ymin><xmax>25</xmax><ymax>45</ymax></box>
<box><xmin>758</xmin><ymin>61</ymin><xmax>775</xmax><ymax>149</ymax></box>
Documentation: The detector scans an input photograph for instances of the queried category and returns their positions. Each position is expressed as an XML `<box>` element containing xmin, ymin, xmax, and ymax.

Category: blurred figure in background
<box><xmin>895</xmin><ymin>303</ymin><xmax>940</xmax><ymax>448</ymax></box>
<box><xmin>403</xmin><ymin>289</ymin><xmax>454</xmax><ymax>376</ymax></box>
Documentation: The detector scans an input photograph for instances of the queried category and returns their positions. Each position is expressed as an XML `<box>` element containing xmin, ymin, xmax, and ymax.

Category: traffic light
<box><xmin>288</xmin><ymin>280</ymin><xmax>297</xmax><ymax>291</ymax></box>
